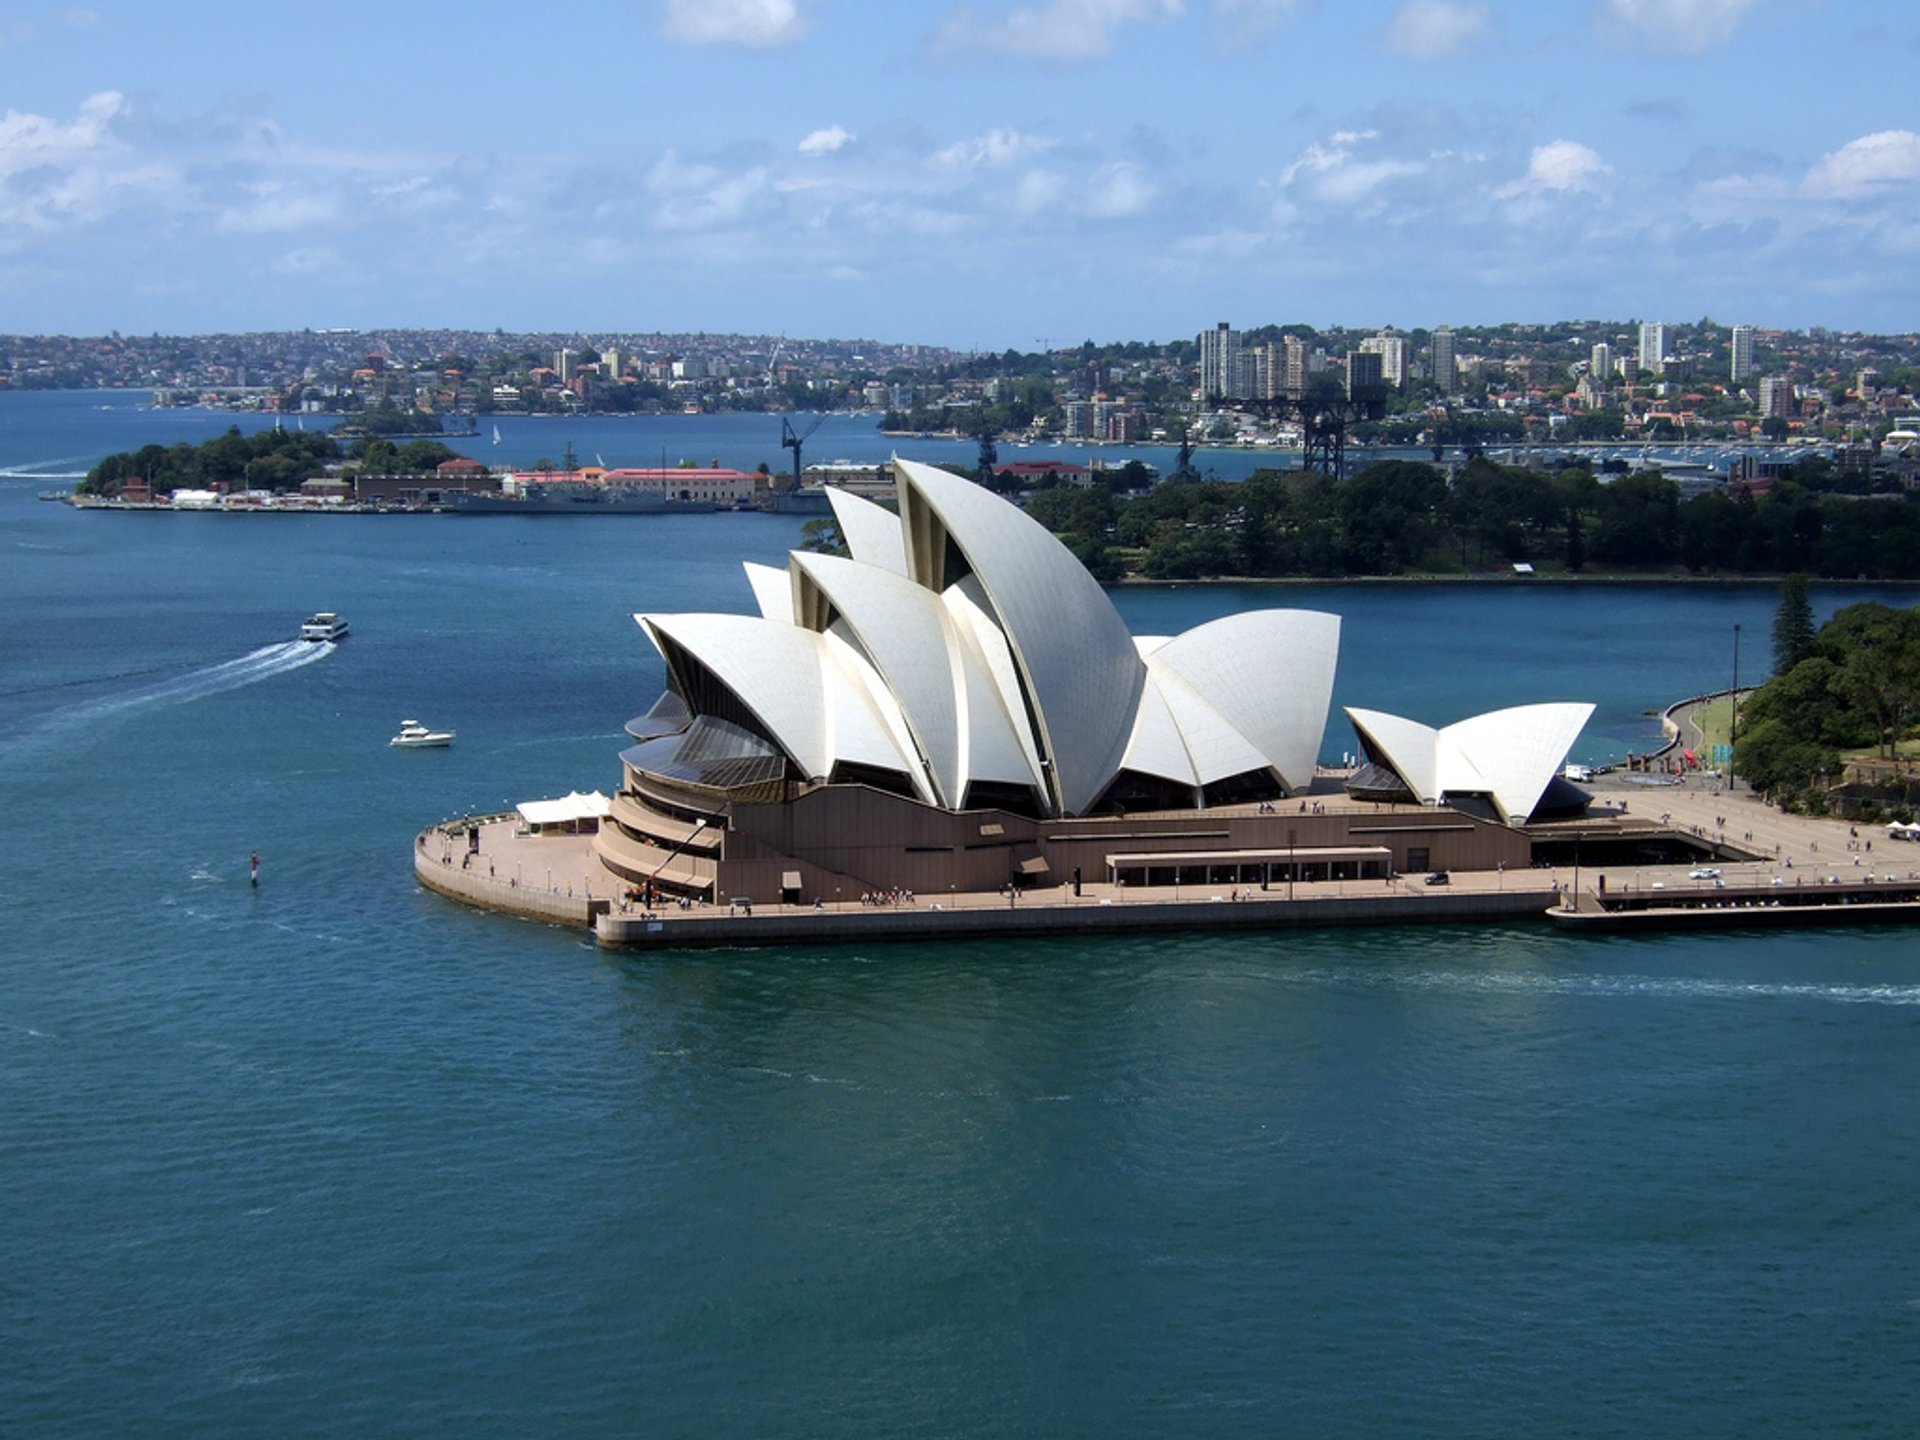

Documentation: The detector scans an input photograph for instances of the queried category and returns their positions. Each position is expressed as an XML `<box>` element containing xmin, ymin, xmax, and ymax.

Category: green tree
<box><xmin>1771</xmin><ymin>574</ymin><xmax>1816</xmax><ymax>674</ymax></box>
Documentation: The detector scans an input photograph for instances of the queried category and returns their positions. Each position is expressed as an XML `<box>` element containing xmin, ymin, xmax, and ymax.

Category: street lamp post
<box><xmin>1731</xmin><ymin>623</ymin><xmax>1742</xmax><ymax>790</ymax></box>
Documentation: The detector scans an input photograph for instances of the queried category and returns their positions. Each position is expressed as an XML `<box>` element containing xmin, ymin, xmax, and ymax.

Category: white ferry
<box><xmin>299</xmin><ymin>612</ymin><xmax>349</xmax><ymax>642</ymax></box>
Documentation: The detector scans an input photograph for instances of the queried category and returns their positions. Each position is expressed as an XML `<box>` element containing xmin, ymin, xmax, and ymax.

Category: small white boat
<box><xmin>299</xmin><ymin>611</ymin><xmax>349</xmax><ymax>642</ymax></box>
<box><xmin>390</xmin><ymin>719</ymin><xmax>455</xmax><ymax>749</ymax></box>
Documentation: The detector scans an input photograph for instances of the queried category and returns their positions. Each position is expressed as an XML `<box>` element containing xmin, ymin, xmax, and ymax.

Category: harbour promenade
<box><xmin>413</xmin><ymin>809</ymin><xmax>1560</xmax><ymax>949</ymax></box>
<box><xmin>416</xmin><ymin>764</ymin><xmax>1920</xmax><ymax>949</ymax></box>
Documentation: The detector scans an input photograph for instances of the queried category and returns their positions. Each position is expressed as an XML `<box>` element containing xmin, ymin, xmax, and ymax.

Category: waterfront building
<box><xmin>1431</xmin><ymin>326</ymin><xmax>1457</xmax><ymax>394</ymax></box>
<box><xmin>591</xmin><ymin>459</ymin><xmax>1594</xmax><ymax>903</ymax></box>
<box><xmin>1638</xmin><ymin>322</ymin><xmax>1667</xmax><ymax>376</ymax></box>
<box><xmin>1730</xmin><ymin>325</ymin><xmax>1754</xmax><ymax>383</ymax></box>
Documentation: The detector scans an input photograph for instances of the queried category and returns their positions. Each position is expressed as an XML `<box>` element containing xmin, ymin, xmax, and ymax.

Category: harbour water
<box><xmin>4</xmin><ymin>390</ymin><xmax>1920</xmax><ymax>1436</ymax></box>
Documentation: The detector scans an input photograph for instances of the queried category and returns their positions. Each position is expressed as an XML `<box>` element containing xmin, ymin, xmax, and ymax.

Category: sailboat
<box><xmin>492</xmin><ymin>424</ymin><xmax>503</xmax><ymax>446</ymax></box>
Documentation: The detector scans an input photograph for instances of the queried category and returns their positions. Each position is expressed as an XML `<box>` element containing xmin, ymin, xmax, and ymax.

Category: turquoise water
<box><xmin>5</xmin><ymin>390</ymin><xmax>1920</xmax><ymax>1437</ymax></box>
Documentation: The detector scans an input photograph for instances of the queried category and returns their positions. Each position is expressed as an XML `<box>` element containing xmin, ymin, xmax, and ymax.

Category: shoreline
<box><xmin>414</xmin><ymin>712</ymin><xmax>1920</xmax><ymax>951</ymax></box>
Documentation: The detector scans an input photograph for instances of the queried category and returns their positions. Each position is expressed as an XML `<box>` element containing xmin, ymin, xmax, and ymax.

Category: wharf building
<box><xmin>592</xmin><ymin>459</ymin><xmax>1598</xmax><ymax>906</ymax></box>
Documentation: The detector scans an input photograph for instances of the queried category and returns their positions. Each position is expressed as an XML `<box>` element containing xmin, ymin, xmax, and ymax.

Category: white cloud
<box><xmin>932</xmin><ymin>128</ymin><xmax>1051</xmax><ymax>170</ymax></box>
<box><xmin>644</xmin><ymin>150</ymin><xmax>771</xmax><ymax>231</ymax></box>
<box><xmin>1085</xmin><ymin>162</ymin><xmax>1158</xmax><ymax>217</ymax></box>
<box><xmin>1497</xmin><ymin>139</ymin><xmax>1611</xmax><ymax>196</ymax></box>
<box><xmin>1384</xmin><ymin>1</ymin><xmax>1489</xmax><ymax>59</ymax></box>
<box><xmin>215</xmin><ymin>183</ymin><xmax>340</xmax><ymax>234</ymax></box>
<box><xmin>798</xmin><ymin>125</ymin><xmax>854</xmax><ymax>156</ymax></box>
<box><xmin>1804</xmin><ymin>131</ymin><xmax>1920</xmax><ymax>199</ymax></box>
<box><xmin>0</xmin><ymin>91</ymin><xmax>126</xmax><ymax>176</ymax></box>
<box><xmin>1014</xmin><ymin>169</ymin><xmax>1065</xmax><ymax>214</ymax></box>
<box><xmin>930</xmin><ymin>0</ymin><xmax>1183</xmax><ymax>62</ymax></box>
<box><xmin>1598</xmin><ymin>0</ymin><xmax>1757</xmax><ymax>55</ymax></box>
<box><xmin>1281</xmin><ymin>129</ymin><xmax>1424</xmax><ymax>206</ymax></box>
<box><xmin>659</xmin><ymin>0</ymin><xmax>803</xmax><ymax>49</ymax></box>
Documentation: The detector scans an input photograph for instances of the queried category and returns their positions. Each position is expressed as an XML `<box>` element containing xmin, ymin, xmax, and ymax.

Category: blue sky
<box><xmin>4</xmin><ymin>0</ymin><xmax>1918</xmax><ymax>346</ymax></box>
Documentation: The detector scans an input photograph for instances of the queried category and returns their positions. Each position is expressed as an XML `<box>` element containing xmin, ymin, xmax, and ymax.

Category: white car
<box><xmin>1688</xmin><ymin>866</ymin><xmax>1723</xmax><ymax>880</ymax></box>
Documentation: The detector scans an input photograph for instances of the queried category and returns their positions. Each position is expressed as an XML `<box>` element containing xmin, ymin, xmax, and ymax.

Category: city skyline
<box><xmin>4</xmin><ymin>1</ymin><xmax>1919</xmax><ymax>345</ymax></box>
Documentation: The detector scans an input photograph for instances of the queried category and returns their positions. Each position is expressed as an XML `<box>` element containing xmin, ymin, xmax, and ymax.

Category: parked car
<box><xmin>1424</xmin><ymin>871</ymin><xmax>1450</xmax><ymax>886</ymax></box>
<box><xmin>1688</xmin><ymin>866</ymin><xmax>1723</xmax><ymax>880</ymax></box>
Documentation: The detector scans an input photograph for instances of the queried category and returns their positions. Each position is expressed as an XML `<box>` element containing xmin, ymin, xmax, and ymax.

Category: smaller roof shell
<box><xmin>1346</xmin><ymin>701</ymin><xmax>1594</xmax><ymax>823</ymax></box>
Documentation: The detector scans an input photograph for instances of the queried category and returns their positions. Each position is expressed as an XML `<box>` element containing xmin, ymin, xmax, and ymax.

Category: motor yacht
<box><xmin>390</xmin><ymin>719</ymin><xmax>455</xmax><ymax>749</ymax></box>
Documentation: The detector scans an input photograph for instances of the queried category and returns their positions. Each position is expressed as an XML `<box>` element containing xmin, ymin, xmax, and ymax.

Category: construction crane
<box><xmin>780</xmin><ymin>414</ymin><xmax>825</xmax><ymax>493</ymax></box>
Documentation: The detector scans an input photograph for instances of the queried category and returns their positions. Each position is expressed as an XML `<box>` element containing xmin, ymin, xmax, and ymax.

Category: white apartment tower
<box><xmin>1590</xmin><ymin>342</ymin><xmax>1613</xmax><ymax>382</ymax></box>
<box><xmin>1198</xmin><ymin>322</ymin><xmax>1246</xmax><ymax>400</ymax></box>
<box><xmin>1637</xmin><ymin>322</ymin><xmax>1667</xmax><ymax>376</ymax></box>
<box><xmin>1430</xmin><ymin>325</ymin><xmax>1457</xmax><ymax>394</ymax></box>
<box><xmin>1360</xmin><ymin>331</ymin><xmax>1410</xmax><ymax>389</ymax></box>
<box><xmin>1729</xmin><ymin>325</ymin><xmax>1754</xmax><ymax>384</ymax></box>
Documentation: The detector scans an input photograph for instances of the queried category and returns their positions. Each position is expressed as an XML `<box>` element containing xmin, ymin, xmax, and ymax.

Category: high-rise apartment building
<box><xmin>1346</xmin><ymin>350</ymin><xmax>1384</xmax><ymax>398</ymax></box>
<box><xmin>1637</xmin><ymin>322</ymin><xmax>1666</xmax><ymax>376</ymax></box>
<box><xmin>1281</xmin><ymin>334</ymin><xmax>1309</xmax><ymax>396</ymax></box>
<box><xmin>1759</xmin><ymin>375</ymin><xmax>1794</xmax><ymax>420</ymax></box>
<box><xmin>1198</xmin><ymin>322</ymin><xmax>1247</xmax><ymax>400</ymax></box>
<box><xmin>1360</xmin><ymin>331</ymin><xmax>1410</xmax><ymax>389</ymax></box>
<box><xmin>1729</xmin><ymin>325</ymin><xmax>1754</xmax><ymax>383</ymax></box>
<box><xmin>1430</xmin><ymin>325</ymin><xmax>1456</xmax><ymax>394</ymax></box>
<box><xmin>1590</xmin><ymin>341</ymin><xmax>1613</xmax><ymax>382</ymax></box>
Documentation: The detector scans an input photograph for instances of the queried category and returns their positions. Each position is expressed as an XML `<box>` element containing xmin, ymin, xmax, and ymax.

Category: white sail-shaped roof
<box><xmin>640</xmin><ymin>612</ymin><xmax>829</xmax><ymax>776</ymax></box>
<box><xmin>638</xmin><ymin>611</ymin><xmax>922</xmax><ymax>789</ymax></box>
<box><xmin>1119</xmin><ymin>671</ymin><xmax>1199</xmax><ymax>788</ymax></box>
<box><xmin>742</xmin><ymin>561</ymin><xmax>795</xmax><ymax>625</ymax></box>
<box><xmin>1148</xmin><ymin>610</ymin><xmax>1340</xmax><ymax>792</ymax></box>
<box><xmin>1346</xmin><ymin>702</ymin><xmax>1594</xmax><ymax>823</ymax></box>
<box><xmin>893</xmin><ymin>458</ymin><xmax>1144</xmax><ymax>815</ymax></box>
<box><xmin>1151</xmin><ymin>667</ymin><xmax>1273</xmax><ymax>787</ymax></box>
<box><xmin>1443</xmin><ymin>703</ymin><xmax>1595</xmax><ymax>823</ymax></box>
<box><xmin>827</xmin><ymin>487</ymin><xmax>907</xmax><ymax>576</ymax></box>
<box><xmin>942</xmin><ymin>582</ymin><xmax>1048</xmax><ymax>797</ymax></box>
<box><xmin>626</xmin><ymin>460</ymin><xmax>1353</xmax><ymax>819</ymax></box>
<box><xmin>793</xmin><ymin>551</ymin><xmax>964</xmax><ymax>806</ymax></box>
<box><xmin>1347</xmin><ymin>708</ymin><xmax>1442</xmax><ymax>804</ymax></box>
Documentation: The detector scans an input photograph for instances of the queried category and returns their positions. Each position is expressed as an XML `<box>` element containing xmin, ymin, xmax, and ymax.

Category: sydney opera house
<box><xmin>592</xmin><ymin>458</ymin><xmax>1595</xmax><ymax>904</ymax></box>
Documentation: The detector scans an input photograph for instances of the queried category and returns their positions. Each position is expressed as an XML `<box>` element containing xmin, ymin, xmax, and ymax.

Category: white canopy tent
<box><xmin>517</xmin><ymin>790</ymin><xmax>611</xmax><ymax>833</ymax></box>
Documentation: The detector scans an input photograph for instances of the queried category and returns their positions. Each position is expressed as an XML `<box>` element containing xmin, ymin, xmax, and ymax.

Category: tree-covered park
<box><xmin>1020</xmin><ymin>455</ymin><xmax>1920</xmax><ymax>582</ymax></box>
<box><xmin>79</xmin><ymin>425</ymin><xmax>462</xmax><ymax>496</ymax></box>
<box><xmin>1736</xmin><ymin>590</ymin><xmax>1920</xmax><ymax>813</ymax></box>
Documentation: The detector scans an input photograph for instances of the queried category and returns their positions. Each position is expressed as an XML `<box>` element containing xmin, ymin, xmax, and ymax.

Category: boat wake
<box><xmin>0</xmin><ymin>465</ymin><xmax>89</xmax><ymax>480</ymax></box>
<box><xmin>0</xmin><ymin>641</ymin><xmax>334</xmax><ymax>758</ymax></box>
<box><xmin>1309</xmin><ymin>966</ymin><xmax>1920</xmax><ymax>1008</ymax></box>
